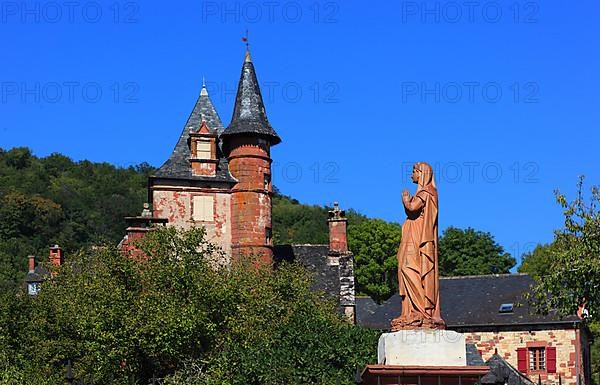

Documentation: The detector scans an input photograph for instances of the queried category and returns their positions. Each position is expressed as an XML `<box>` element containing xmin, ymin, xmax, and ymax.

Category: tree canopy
<box><xmin>272</xmin><ymin>191</ymin><xmax>367</xmax><ymax>245</ymax></box>
<box><xmin>0</xmin><ymin>147</ymin><xmax>152</xmax><ymax>289</ymax></box>
<box><xmin>528</xmin><ymin>177</ymin><xmax>600</xmax><ymax>318</ymax></box>
<box><xmin>0</xmin><ymin>227</ymin><xmax>378</xmax><ymax>384</ymax></box>
<box><xmin>517</xmin><ymin>243</ymin><xmax>556</xmax><ymax>280</ymax></box>
<box><xmin>438</xmin><ymin>226</ymin><xmax>516</xmax><ymax>276</ymax></box>
<box><xmin>348</xmin><ymin>219</ymin><xmax>401</xmax><ymax>303</ymax></box>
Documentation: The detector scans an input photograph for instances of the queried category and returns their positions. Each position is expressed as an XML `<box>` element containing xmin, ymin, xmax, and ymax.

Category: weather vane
<box><xmin>242</xmin><ymin>29</ymin><xmax>249</xmax><ymax>50</ymax></box>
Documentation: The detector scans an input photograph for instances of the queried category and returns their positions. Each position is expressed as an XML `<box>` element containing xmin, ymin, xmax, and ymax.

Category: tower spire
<box><xmin>221</xmin><ymin>48</ymin><xmax>280</xmax><ymax>145</ymax></box>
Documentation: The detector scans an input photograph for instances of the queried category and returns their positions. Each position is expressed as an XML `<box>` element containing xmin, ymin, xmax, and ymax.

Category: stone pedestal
<box><xmin>377</xmin><ymin>330</ymin><xmax>467</xmax><ymax>366</ymax></box>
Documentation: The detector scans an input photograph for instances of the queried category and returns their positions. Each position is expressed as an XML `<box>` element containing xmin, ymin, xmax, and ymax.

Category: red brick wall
<box><xmin>328</xmin><ymin>220</ymin><xmax>348</xmax><ymax>252</ymax></box>
<box><xmin>227</xmin><ymin>136</ymin><xmax>273</xmax><ymax>264</ymax></box>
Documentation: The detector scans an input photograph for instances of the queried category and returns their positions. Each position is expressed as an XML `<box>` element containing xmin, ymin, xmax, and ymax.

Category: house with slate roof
<box><xmin>356</xmin><ymin>274</ymin><xmax>593</xmax><ymax>385</ymax></box>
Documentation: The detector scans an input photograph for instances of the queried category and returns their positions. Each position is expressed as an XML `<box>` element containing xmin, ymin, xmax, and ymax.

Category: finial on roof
<box><xmin>200</xmin><ymin>77</ymin><xmax>208</xmax><ymax>96</ymax></box>
<box><xmin>328</xmin><ymin>202</ymin><xmax>346</xmax><ymax>220</ymax></box>
<box><xmin>242</xmin><ymin>29</ymin><xmax>252</xmax><ymax>62</ymax></box>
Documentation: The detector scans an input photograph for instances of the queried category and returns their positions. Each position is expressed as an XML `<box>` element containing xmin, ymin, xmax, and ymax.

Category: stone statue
<box><xmin>391</xmin><ymin>162</ymin><xmax>445</xmax><ymax>331</ymax></box>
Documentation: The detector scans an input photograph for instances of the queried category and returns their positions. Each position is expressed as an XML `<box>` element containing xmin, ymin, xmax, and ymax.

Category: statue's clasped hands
<box><xmin>402</xmin><ymin>189</ymin><xmax>411</xmax><ymax>203</ymax></box>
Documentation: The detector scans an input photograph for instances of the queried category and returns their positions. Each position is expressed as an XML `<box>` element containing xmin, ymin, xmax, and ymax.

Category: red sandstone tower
<box><xmin>221</xmin><ymin>50</ymin><xmax>281</xmax><ymax>263</ymax></box>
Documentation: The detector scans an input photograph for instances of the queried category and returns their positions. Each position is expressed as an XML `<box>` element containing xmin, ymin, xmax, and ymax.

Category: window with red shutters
<box><xmin>546</xmin><ymin>347</ymin><xmax>557</xmax><ymax>373</ymax></box>
<box><xmin>517</xmin><ymin>347</ymin><xmax>528</xmax><ymax>373</ymax></box>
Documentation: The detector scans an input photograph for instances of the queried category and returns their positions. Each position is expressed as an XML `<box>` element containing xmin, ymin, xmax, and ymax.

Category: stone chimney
<box><xmin>49</xmin><ymin>245</ymin><xmax>63</xmax><ymax>267</ymax></box>
<box><xmin>328</xmin><ymin>202</ymin><xmax>348</xmax><ymax>253</ymax></box>
<box><xmin>28</xmin><ymin>255</ymin><xmax>36</xmax><ymax>273</ymax></box>
<box><xmin>120</xmin><ymin>203</ymin><xmax>168</xmax><ymax>258</ymax></box>
<box><xmin>327</xmin><ymin>202</ymin><xmax>355</xmax><ymax>323</ymax></box>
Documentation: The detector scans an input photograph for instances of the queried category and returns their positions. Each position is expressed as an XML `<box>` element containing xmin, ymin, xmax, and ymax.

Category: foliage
<box><xmin>272</xmin><ymin>191</ymin><xmax>367</xmax><ymax>245</ymax></box>
<box><xmin>528</xmin><ymin>177</ymin><xmax>600</xmax><ymax>318</ymax></box>
<box><xmin>0</xmin><ymin>227</ymin><xmax>378</xmax><ymax>384</ymax></box>
<box><xmin>348</xmin><ymin>219</ymin><xmax>401</xmax><ymax>303</ymax></box>
<box><xmin>517</xmin><ymin>243</ymin><xmax>557</xmax><ymax>280</ymax></box>
<box><xmin>438</xmin><ymin>226</ymin><xmax>516</xmax><ymax>276</ymax></box>
<box><xmin>0</xmin><ymin>147</ymin><xmax>153</xmax><ymax>290</ymax></box>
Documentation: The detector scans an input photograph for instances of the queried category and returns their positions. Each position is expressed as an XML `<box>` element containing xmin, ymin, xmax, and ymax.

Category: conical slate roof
<box><xmin>221</xmin><ymin>51</ymin><xmax>281</xmax><ymax>145</ymax></box>
<box><xmin>153</xmin><ymin>85</ymin><xmax>235</xmax><ymax>182</ymax></box>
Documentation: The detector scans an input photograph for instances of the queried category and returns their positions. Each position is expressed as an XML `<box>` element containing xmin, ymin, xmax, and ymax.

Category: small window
<box><xmin>196</xmin><ymin>141</ymin><xmax>212</xmax><ymax>159</ymax></box>
<box><xmin>28</xmin><ymin>282</ymin><xmax>40</xmax><ymax>296</ymax></box>
<box><xmin>264</xmin><ymin>174</ymin><xmax>271</xmax><ymax>191</ymax></box>
<box><xmin>529</xmin><ymin>347</ymin><xmax>546</xmax><ymax>371</ymax></box>
<box><xmin>499</xmin><ymin>303</ymin><xmax>514</xmax><ymax>313</ymax></box>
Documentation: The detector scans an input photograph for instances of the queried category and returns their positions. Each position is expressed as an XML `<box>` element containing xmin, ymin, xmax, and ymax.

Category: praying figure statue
<box><xmin>391</xmin><ymin>162</ymin><xmax>445</xmax><ymax>331</ymax></box>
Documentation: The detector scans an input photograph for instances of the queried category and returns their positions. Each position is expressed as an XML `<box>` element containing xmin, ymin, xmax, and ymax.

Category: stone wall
<box><xmin>151</xmin><ymin>187</ymin><xmax>232</xmax><ymax>258</ymax></box>
<box><xmin>463</xmin><ymin>328</ymin><xmax>587</xmax><ymax>385</ymax></box>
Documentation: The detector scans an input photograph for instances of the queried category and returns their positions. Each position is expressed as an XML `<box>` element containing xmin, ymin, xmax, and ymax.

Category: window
<box><xmin>499</xmin><ymin>303</ymin><xmax>514</xmax><ymax>313</ymax></box>
<box><xmin>196</xmin><ymin>141</ymin><xmax>212</xmax><ymax>159</ymax></box>
<box><xmin>517</xmin><ymin>346</ymin><xmax>556</xmax><ymax>374</ymax></box>
<box><xmin>264</xmin><ymin>173</ymin><xmax>271</xmax><ymax>191</ymax></box>
<box><xmin>529</xmin><ymin>347</ymin><xmax>545</xmax><ymax>371</ymax></box>
<box><xmin>28</xmin><ymin>282</ymin><xmax>40</xmax><ymax>296</ymax></box>
<box><xmin>192</xmin><ymin>195</ymin><xmax>214</xmax><ymax>222</ymax></box>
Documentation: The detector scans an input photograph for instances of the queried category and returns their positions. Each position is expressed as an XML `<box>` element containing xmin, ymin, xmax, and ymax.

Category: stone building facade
<box><xmin>462</xmin><ymin>328</ymin><xmax>590</xmax><ymax>385</ymax></box>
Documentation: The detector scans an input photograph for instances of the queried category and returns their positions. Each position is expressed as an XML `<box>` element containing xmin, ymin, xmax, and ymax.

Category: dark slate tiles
<box><xmin>153</xmin><ymin>86</ymin><xmax>236</xmax><ymax>183</ymax></box>
<box><xmin>221</xmin><ymin>54</ymin><xmax>281</xmax><ymax>144</ymax></box>
<box><xmin>356</xmin><ymin>274</ymin><xmax>579</xmax><ymax>330</ymax></box>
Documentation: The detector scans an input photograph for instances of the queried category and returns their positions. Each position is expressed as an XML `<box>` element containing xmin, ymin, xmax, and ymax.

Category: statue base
<box><xmin>390</xmin><ymin>315</ymin><xmax>445</xmax><ymax>331</ymax></box>
<box><xmin>377</xmin><ymin>329</ymin><xmax>466</xmax><ymax>366</ymax></box>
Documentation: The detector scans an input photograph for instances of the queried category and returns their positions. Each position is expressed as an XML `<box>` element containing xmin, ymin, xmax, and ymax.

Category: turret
<box><xmin>221</xmin><ymin>50</ymin><xmax>281</xmax><ymax>264</ymax></box>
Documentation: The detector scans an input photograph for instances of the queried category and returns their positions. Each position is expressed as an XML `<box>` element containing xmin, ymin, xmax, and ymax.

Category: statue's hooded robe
<box><xmin>397</xmin><ymin>162</ymin><xmax>443</xmax><ymax>326</ymax></box>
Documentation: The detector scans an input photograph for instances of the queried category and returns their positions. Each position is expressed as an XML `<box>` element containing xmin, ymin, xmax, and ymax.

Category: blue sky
<box><xmin>1</xmin><ymin>1</ymin><xmax>599</xmax><ymax>267</ymax></box>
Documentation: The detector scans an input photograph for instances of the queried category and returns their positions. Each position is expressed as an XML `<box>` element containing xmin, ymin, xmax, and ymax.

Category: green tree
<box><xmin>272</xmin><ymin>190</ymin><xmax>367</xmax><ymax>245</ymax></box>
<box><xmin>348</xmin><ymin>219</ymin><xmax>401</xmax><ymax>303</ymax></box>
<box><xmin>529</xmin><ymin>177</ymin><xmax>600</xmax><ymax>318</ymax></box>
<box><xmin>0</xmin><ymin>147</ymin><xmax>153</xmax><ymax>289</ymax></box>
<box><xmin>517</xmin><ymin>243</ymin><xmax>556</xmax><ymax>279</ymax></box>
<box><xmin>438</xmin><ymin>226</ymin><xmax>516</xmax><ymax>276</ymax></box>
<box><xmin>1</xmin><ymin>227</ymin><xmax>378</xmax><ymax>384</ymax></box>
<box><xmin>524</xmin><ymin>178</ymin><xmax>600</xmax><ymax>383</ymax></box>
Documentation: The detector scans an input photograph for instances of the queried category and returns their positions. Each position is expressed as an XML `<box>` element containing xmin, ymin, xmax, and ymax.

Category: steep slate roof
<box><xmin>221</xmin><ymin>51</ymin><xmax>281</xmax><ymax>145</ymax></box>
<box><xmin>273</xmin><ymin>245</ymin><xmax>338</xmax><ymax>298</ymax></box>
<box><xmin>481</xmin><ymin>354</ymin><xmax>535</xmax><ymax>385</ymax></box>
<box><xmin>357</xmin><ymin>274</ymin><xmax>579</xmax><ymax>330</ymax></box>
<box><xmin>153</xmin><ymin>85</ymin><xmax>236</xmax><ymax>183</ymax></box>
<box><xmin>24</xmin><ymin>264</ymin><xmax>49</xmax><ymax>284</ymax></box>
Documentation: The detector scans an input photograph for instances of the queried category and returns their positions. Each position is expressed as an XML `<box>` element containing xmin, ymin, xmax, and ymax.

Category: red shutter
<box><xmin>517</xmin><ymin>348</ymin><xmax>528</xmax><ymax>373</ymax></box>
<box><xmin>547</xmin><ymin>347</ymin><xmax>557</xmax><ymax>373</ymax></box>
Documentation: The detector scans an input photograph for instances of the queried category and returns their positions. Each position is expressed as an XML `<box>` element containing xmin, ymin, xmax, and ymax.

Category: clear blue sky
<box><xmin>2</xmin><ymin>1</ymin><xmax>599</xmax><ymax>267</ymax></box>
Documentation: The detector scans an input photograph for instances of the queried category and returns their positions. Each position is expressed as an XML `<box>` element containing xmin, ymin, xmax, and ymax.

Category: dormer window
<box><xmin>189</xmin><ymin>121</ymin><xmax>218</xmax><ymax>177</ymax></box>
